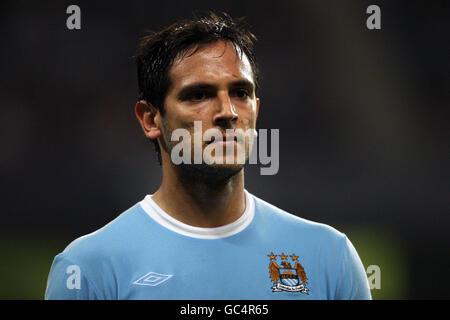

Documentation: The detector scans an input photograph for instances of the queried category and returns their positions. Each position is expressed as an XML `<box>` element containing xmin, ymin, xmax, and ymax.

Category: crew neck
<box><xmin>139</xmin><ymin>190</ymin><xmax>255</xmax><ymax>239</ymax></box>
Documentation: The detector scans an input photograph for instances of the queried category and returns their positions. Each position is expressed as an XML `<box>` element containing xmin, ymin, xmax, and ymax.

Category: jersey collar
<box><xmin>139</xmin><ymin>189</ymin><xmax>255</xmax><ymax>239</ymax></box>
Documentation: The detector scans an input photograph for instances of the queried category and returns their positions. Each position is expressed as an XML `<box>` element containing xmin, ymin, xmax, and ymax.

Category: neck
<box><xmin>151</xmin><ymin>160</ymin><xmax>246</xmax><ymax>228</ymax></box>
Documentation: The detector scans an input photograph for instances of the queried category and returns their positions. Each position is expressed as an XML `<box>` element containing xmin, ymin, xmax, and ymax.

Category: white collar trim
<box><xmin>139</xmin><ymin>190</ymin><xmax>254</xmax><ymax>239</ymax></box>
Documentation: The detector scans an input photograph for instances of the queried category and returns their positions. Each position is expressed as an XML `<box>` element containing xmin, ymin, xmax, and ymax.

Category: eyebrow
<box><xmin>176</xmin><ymin>80</ymin><xmax>255</xmax><ymax>100</ymax></box>
<box><xmin>229</xmin><ymin>80</ymin><xmax>255</xmax><ymax>92</ymax></box>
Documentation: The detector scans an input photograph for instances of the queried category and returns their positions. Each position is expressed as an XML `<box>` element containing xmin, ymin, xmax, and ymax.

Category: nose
<box><xmin>213</xmin><ymin>91</ymin><xmax>238</xmax><ymax>125</ymax></box>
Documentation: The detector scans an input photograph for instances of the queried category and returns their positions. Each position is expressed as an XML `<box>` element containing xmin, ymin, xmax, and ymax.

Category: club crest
<box><xmin>268</xmin><ymin>252</ymin><xmax>309</xmax><ymax>294</ymax></box>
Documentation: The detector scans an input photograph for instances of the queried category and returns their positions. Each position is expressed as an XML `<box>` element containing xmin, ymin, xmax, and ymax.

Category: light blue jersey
<box><xmin>45</xmin><ymin>190</ymin><xmax>371</xmax><ymax>300</ymax></box>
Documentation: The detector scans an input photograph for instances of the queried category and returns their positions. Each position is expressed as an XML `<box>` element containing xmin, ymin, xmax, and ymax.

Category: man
<box><xmin>45</xmin><ymin>12</ymin><xmax>371</xmax><ymax>300</ymax></box>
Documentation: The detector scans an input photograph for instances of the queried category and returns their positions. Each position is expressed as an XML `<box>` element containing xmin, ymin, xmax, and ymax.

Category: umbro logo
<box><xmin>133</xmin><ymin>272</ymin><xmax>173</xmax><ymax>287</ymax></box>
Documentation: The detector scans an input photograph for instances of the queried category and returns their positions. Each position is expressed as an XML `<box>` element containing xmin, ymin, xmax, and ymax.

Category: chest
<box><xmin>113</xmin><ymin>243</ymin><xmax>328</xmax><ymax>299</ymax></box>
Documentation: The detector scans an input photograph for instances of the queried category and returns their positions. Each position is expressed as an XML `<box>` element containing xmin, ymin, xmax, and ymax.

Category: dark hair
<box><xmin>134</xmin><ymin>12</ymin><xmax>259</xmax><ymax>163</ymax></box>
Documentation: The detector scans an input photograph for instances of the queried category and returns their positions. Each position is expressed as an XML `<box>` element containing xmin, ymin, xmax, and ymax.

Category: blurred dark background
<box><xmin>0</xmin><ymin>0</ymin><xmax>448</xmax><ymax>299</ymax></box>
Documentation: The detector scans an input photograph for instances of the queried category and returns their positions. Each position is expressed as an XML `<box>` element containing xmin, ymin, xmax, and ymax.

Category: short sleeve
<box><xmin>45</xmin><ymin>254</ymin><xmax>100</xmax><ymax>300</ymax></box>
<box><xmin>335</xmin><ymin>235</ymin><xmax>372</xmax><ymax>300</ymax></box>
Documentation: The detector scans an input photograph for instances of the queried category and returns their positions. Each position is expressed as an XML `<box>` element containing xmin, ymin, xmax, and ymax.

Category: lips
<box><xmin>208</xmin><ymin>134</ymin><xmax>238</xmax><ymax>145</ymax></box>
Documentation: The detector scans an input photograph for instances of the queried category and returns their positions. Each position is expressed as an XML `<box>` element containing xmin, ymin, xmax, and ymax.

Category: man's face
<box><xmin>158</xmin><ymin>40</ymin><xmax>260</xmax><ymax>177</ymax></box>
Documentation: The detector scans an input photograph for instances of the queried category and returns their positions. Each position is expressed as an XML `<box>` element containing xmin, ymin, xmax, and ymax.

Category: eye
<box><xmin>192</xmin><ymin>92</ymin><xmax>205</xmax><ymax>100</ymax></box>
<box><xmin>184</xmin><ymin>90</ymin><xmax>211</xmax><ymax>102</ymax></box>
<box><xmin>233</xmin><ymin>89</ymin><xmax>250</xmax><ymax>99</ymax></box>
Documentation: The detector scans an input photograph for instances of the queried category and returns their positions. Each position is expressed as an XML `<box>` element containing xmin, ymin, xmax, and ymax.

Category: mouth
<box><xmin>208</xmin><ymin>134</ymin><xmax>238</xmax><ymax>146</ymax></box>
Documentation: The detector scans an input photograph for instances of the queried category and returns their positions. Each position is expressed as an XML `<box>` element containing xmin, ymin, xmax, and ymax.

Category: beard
<box><xmin>175</xmin><ymin>162</ymin><xmax>244</xmax><ymax>186</ymax></box>
<box><xmin>158</xmin><ymin>118</ymin><xmax>250</xmax><ymax>185</ymax></box>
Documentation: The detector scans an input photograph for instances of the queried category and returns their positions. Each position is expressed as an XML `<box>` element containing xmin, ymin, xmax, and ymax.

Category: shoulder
<box><xmin>60</xmin><ymin>203</ymin><xmax>146</xmax><ymax>263</ymax></box>
<box><xmin>251</xmin><ymin>193</ymin><xmax>347</xmax><ymax>246</ymax></box>
<box><xmin>250</xmin><ymin>193</ymin><xmax>371</xmax><ymax>299</ymax></box>
<box><xmin>46</xmin><ymin>204</ymin><xmax>148</xmax><ymax>299</ymax></box>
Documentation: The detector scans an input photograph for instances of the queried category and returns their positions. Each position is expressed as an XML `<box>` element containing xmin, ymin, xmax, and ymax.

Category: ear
<box><xmin>255</xmin><ymin>97</ymin><xmax>260</xmax><ymax>120</ymax></box>
<box><xmin>134</xmin><ymin>100</ymin><xmax>162</xmax><ymax>139</ymax></box>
